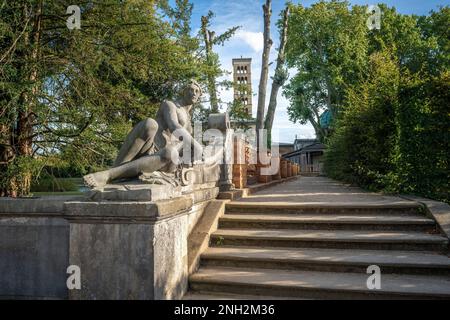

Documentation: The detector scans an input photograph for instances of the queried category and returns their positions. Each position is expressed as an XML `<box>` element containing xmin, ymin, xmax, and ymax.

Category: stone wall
<box><xmin>0</xmin><ymin>187</ymin><xmax>219</xmax><ymax>300</ymax></box>
<box><xmin>0</xmin><ymin>197</ymin><xmax>75</xmax><ymax>299</ymax></box>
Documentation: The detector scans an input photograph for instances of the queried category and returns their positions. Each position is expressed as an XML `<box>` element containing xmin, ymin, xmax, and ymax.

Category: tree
<box><xmin>0</xmin><ymin>0</ymin><xmax>206</xmax><ymax>196</ymax></box>
<box><xmin>284</xmin><ymin>0</ymin><xmax>368</xmax><ymax>140</ymax></box>
<box><xmin>322</xmin><ymin>4</ymin><xmax>449</xmax><ymax>203</ymax></box>
<box><xmin>199</xmin><ymin>11</ymin><xmax>239</xmax><ymax>113</ymax></box>
<box><xmin>264</xmin><ymin>6</ymin><xmax>290</xmax><ymax>146</ymax></box>
<box><xmin>256</xmin><ymin>0</ymin><xmax>273</xmax><ymax>143</ymax></box>
<box><xmin>228</xmin><ymin>100</ymin><xmax>253</xmax><ymax>130</ymax></box>
<box><xmin>324</xmin><ymin>50</ymin><xmax>400</xmax><ymax>188</ymax></box>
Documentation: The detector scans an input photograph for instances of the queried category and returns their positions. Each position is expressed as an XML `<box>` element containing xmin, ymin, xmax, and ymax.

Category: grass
<box><xmin>30</xmin><ymin>177</ymin><xmax>85</xmax><ymax>194</ymax></box>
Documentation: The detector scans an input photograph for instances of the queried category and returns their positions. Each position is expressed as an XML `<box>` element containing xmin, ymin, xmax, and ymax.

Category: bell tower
<box><xmin>232</xmin><ymin>57</ymin><xmax>252</xmax><ymax>115</ymax></box>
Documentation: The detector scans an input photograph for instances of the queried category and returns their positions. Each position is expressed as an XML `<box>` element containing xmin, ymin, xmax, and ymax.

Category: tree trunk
<box><xmin>264</xmin><ymin>6</ymin><xmax>289</xmax><ymax>146</ymax></box>
<box><xmin>201</xmin><ymin>16</ymin><xmax>219</xmax><ymax>113</ymax></box>
<box><xmin>6</xmin><ymin>1</ymin><xmax>43</xmax><ymax>197</ymax></box>
<box><xmin>0</xmin><ymin>125</ymin><xmax>14</xmax><ymax>197</ymax></box>
<box><xmin>309</xmin><ymin>109</ymin><xmax>326</xmax><ymax>142</ymax></box>
<box><xmin>256</xmin><ymin>0</ymin><xmax>272</xmax><ymax>152</ymax></box>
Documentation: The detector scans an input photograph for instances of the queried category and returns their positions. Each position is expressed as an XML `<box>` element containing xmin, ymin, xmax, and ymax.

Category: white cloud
<box><xmin>235</xmin><ymin>31</ymin><xmax>264</xmax><ymax>52</ymax></box>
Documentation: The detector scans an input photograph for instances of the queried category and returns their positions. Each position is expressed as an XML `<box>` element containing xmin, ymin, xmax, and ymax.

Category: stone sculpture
<box><xmin>83</xmin><ymin>81</ymin><xmax>204</xmax><ymax>189</ymax></box>
<box><xmin>82</xmin><ymin>81</ymin><xmax>232</xmax><ymax>200</ymax></box>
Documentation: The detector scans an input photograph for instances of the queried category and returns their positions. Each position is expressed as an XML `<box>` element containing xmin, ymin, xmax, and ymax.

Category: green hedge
<box><xmin>324</xmin><ymin>68</ymin><xmax>449</xmax><ymax>204</ymax></box>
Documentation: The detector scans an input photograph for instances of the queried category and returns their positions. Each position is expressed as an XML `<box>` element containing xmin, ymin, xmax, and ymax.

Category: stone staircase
<box><xmin>185</xmin><ymin>202</ymin><xmax>450</xmax><ymax>299</ymax></box>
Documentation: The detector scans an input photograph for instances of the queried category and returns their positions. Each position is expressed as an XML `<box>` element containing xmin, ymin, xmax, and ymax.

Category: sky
<box><xmin>184</xmin><ymin>0</ymin><xmax>449</xmax><ymax>143</ymax></box>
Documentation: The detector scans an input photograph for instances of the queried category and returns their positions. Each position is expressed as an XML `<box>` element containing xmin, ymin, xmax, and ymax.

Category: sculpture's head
<box><xmin>182</xmin><ymin>81</ymin><xmax>202</xmax><ymax>105</ymax></box>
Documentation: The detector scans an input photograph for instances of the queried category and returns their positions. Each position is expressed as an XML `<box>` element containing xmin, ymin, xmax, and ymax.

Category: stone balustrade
<box><xmin>232</xmin><ymin>140</ymin><xmax>300</xmax><ymax>189</ymax></box>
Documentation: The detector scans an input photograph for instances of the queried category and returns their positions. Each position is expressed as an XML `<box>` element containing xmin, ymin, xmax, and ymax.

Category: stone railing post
<box><xmin>232</xmin><ymin>137</ymin><xmax>247</xmax><ymax>189</ymax></box>
<box><xmin>287</xmin><ymin>161</ymin><xmax>292</xmax><ymax>177</ymax></box>
<box><xmin>280</xmin><ymin>159</ymin><xmax>288</xmax><ymax>178</ymax></box>
<box><xmin>271</xmin><ymin>157</ymin><xmax>281</xmax><ymax>180</ymax></box>
<box><xmin>257</xmin><ymin>151</ymin><xmax>273</xmax><ymax>184</ymax></box>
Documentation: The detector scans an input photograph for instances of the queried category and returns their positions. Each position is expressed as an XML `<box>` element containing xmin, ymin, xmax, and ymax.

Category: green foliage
<box><xmin>0</xmin><ymin>156</ymin><xmax>40</xmax><ymax>196</ymax></box>
<box><xmin>324</xmin><ymin>50</ymin><xmax>399</xmax><ymax>190</ymax></box>
<box><xmin>392</xmin><ymin>71</ymin><xmax>450</xmax><ymax>202</ymax></box>
<box><xmin>0</xmin><ymin>0</ymin><xmax>214</xmax><ymax>195</ymax></box>
<box><xmin>199</xmin><ymin>10</ymin><xmax>239</xmax><ymax>112</ymax></box>
<box><xmin>31</xmin><ymin>176</ymin><xmax>79</xmax><ymax>193</ymax></box>
<box><xmin>228</xmin><ymin>100</ymin><xmax>253</xmax><ymax>130</ymax></box>
<box><xmin>285</xmin><ymin>0</ymin><xmax>368</xmax><ymax>140</ymax></box>
<box><xmin>322</xmin><ymin>5</ymin><xmax>449</xmax><ymax>203</ymax></box>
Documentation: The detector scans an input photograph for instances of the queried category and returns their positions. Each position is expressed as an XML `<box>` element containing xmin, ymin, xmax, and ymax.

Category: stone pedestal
<box><xmin>64</xmin><ymin>197</ymin><xmax>192</xmax><ymax>300</ymax></box>
<box><xmin>233</xmin><ymin>164</ymin><xmax>247</xmax><ymax>189</ymax></box>
<box><xmin>86</xmin><ymin>183</ymin><xmax>182</xmax><ymax>202</ymax></box>
<box><xmin>287</xmin><ymin>162</ymin><xmax>292</xmax><ymax>177</ymax></box>
<box><xmin>271</xmin><ymin>157</ymin><xmax>281</xmax><ymax>180</ymax></box>
<box><xmin>280</xmin><ymin>160</ymin><xmax>288</xmax><ymax>178</ymax></box>
<box><xmin>257</xmin><ymin>163</ymin><xmax>273</xmax><ymax>184</ymax></box>
<box><xmin>258</xmin><ymin>175</ymin><xmax>272</xmax><ymax>184</ymax></box>
<box><xmin>0</xmin><ymin>185</ymin><xmax>218</xmax><ymax>300</ymax></box>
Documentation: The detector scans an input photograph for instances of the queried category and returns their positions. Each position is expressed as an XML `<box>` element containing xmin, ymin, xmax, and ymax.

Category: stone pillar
<box><xmin>271</xmin><ymin>157</ymin><xmax>281</xmax><ymax>180</ymax></box>
<box><xmin>257</xmin><ymin>163</ymin><xmax>272</xmax><ymax>184</ymax></box>
<box><xmin>207</xmin><ymin>113</ymin><xmax>233</xmax><ymax>191</ymax></box>
<box><xmin>280</xmin><ymin>159</ymin><xmax>288</xmax><ymax>178</ymax></box>
<box><xmin>219</xmin><ymin>128</ymin><xmax>234</xmax><ymax>191</ymax></box>
<box><xmin>233</xmin><ymin>164</ymin><xmax>247</xmax><ymax>189</ymax></box>
<box><xmin>257</xmin><ymin>151</ymin><xmax>273</xmax><ymax>184</ymax></box>
<box><xmin>232</xmin><ymin>137</ymin><xmax>247</xmax><ymax>189</ymax></box>
<box><xmin>287</xmin><ymin>161</ymin><xmax>292</xmax><ymax>177</ymax></box>
<box><xmin>64</xmin><ymin>197</ymin><xmax>193</xmax><ymax>300</ymax></box>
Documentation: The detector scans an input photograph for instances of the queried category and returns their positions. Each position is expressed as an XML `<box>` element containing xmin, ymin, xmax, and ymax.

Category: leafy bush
<box><xmin>323</xmin><ymin>6</ymin><xmax>449</xmax><ymax>204</ymax></box>
<box><xmin>30</xmin><ymin>175</ymin><xmax>79</xmax><ymax>193</ymax></box>
<box><xmin>392</xmin><ymin>71</ymin><xmax>450</xmax><ymax>202</ymax></box>
<box><xmin>324</xmin><ymin>51</ymin><xmax>399</xmax><ymax>191</ymax></box>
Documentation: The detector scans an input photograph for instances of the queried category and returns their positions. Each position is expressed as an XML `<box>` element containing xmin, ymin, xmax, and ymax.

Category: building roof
<box><xmin>232</xmin><ymin>57</ymin><xmax>252</xmax><ymax>63</ymax></box>
<box><xmin>294</xmin><ymin>138</ymin><xmax>317</xmax><ymax>143</ymax></box>
<box><xmin>274</xmin><ymin>142</ymin><xmax>294</xmax><ymax>147</ymax></box>
<box><xmin>293</xmin><ymin>138</ymin><xmax>317</xmax><ymax>147</ymax></box>
<box><xmin>302</xmin><ymin>142</ymin><xmax>326</xmax><ymax>152</ymax></box>
<box><xmin>283</xmin><ymin>142</ymin><xmax>326</xmax><ymax>158</ymax></box>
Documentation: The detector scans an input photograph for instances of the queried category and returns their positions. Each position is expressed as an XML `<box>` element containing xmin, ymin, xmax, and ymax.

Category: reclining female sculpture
<box><xmin>83</xmin><ymin>81</ymin><xmax>204</xmax><ymax>189</ymax></box>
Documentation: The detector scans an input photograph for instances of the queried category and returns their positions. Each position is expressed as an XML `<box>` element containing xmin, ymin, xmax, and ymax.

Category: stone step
<box><xmin>210</xmin><ymin>229</ymin><xmax>448</xmax><ymax>251</ymax></box>
<box><xmin>201</xmin><ymin>246</ymin><xmax>450</xmax><ymax>275</ymax></box>
<box><xmin>219</xmin><ymin>213</ymin><xmax>436</xmax><ymax>231</ymax></box>
<box><xmin>225</xmin><ymin>202</ymin><xmax>422</xmax><ymax>216</ymax></box>
<box><xmin>183</xmin><ymin>291</ymin><xmax>299</xmax><ymax>300</ymax></box>
<box><xmin>189</xmin><ymin>267</ymin><xmax>450</xmax><ymax>299</ymax></box>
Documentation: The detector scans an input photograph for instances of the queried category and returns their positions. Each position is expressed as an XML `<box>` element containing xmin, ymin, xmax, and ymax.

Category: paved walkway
<box><xmin>237</xmin><ymin>176</ymin><xmax>416</xmax><ymax>205</ymax></box>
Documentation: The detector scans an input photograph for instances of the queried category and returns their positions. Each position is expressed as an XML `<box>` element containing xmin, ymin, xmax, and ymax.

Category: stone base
<box><xmin>86</xmin><ymin>182</ymin><xmax>182</xmax><ymax>202</ymax></box>
<box><xmin>272</xmin><ymin>173</ymin><xmax>281</xmax><ymax>180</ymax></box>
<box><xmin>66</xmin><ymin>205</ymin><xmax>189</xmax><ymax>300</ymax></box>
<box><xmin>257</xmin><ymin>175</ymin><xmax>272</xmax><ymax>184</ymax></box>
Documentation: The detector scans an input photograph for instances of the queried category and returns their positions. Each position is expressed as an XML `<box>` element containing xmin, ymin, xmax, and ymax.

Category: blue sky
<box><xmin>185</xmin><ymin>0</ymin><xmax>449</xmax><ymax>143</ymax></box>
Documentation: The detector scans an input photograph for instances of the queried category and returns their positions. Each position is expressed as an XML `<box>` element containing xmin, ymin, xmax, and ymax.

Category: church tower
<box><xmin>232</xmin><ymin>57</ymin><xmax>252</xmax><ymax>115</ymax></box>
